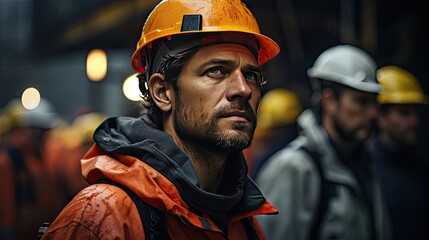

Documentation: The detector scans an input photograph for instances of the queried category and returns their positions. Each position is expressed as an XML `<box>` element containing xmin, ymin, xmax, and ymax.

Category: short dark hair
<box><xmin>310</xmin><ymin>78</ymin><xmax>345</xmax><ymax>120</ymax></box>
<box><xmin>137</xmin><ymin>43</ymin><xmax>198</xmax><ymax>129</ymax></box>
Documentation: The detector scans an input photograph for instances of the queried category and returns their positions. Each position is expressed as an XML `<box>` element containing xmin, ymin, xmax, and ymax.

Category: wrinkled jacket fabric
<box><xmin>41</xmin><ymin>117</ymin><xmax>277</xmax><ymax>240</ymax></box>
<box><xmin>256</xmin><ymin>109</ymin><xmax>391</xmax><ymax>240</ymax></box>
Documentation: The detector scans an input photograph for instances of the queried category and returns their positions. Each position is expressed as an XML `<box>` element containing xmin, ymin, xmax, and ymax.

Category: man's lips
<box><xmin>220</xmin><ymin>110</ymin><xmax>253</xmax><ymax>122</ymax></box>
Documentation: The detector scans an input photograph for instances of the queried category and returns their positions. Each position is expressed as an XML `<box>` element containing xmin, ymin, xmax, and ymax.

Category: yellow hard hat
<box><xmin>72</xmin><ymin>113</ymin><xmax>106</xmax><ymax>143</ymax></box>
<box><xmin>257</xmin><ymin>88</ymin><xmax>302</xmax><ymax>129</ymax></box>
<box><xmin>131</xmin><ymin>0</ymin><xmax>280</xmax><ymax>73</ymax></box>
<box><xmin>377</xmin><ymin>65</ymin><xmax>429</xmax><ymax>105</ymax></box>
<box><xmin>1</xmin><ymin>98</ymin><xmax>27</xmax><ymax>131</ymax></box>
<box><xmin>60</xmin><ymin>112</ymin><xmax>107</xmax><ymax>148</ymax></box>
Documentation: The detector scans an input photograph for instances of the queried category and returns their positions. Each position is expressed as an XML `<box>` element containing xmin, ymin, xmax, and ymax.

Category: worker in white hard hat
<box><xmin>369</xmin><ymin>65</ymin><xmax>429</xmax><ymax>240</ymax></box>
<box><xmin>256</xmin><ymin>45</ymin><xmax>392</xmax><ymax>240</ymax></box>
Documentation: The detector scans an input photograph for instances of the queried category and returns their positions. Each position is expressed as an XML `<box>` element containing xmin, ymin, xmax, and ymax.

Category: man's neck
<box><xmin>163</xmin><ymin>119</ymin><xmax>231</xmax><ymax>192</ymax></box>
<box><xmin>178</xmin><ymin>141</ymin><xmax>228</xmax><ymax>193</ymax></box>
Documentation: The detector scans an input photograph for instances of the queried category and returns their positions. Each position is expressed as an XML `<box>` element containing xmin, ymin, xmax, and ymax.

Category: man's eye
<box><xmin>244</xmin><ymin>72</ymin><xmax>264</xmax><ymax>85</ymax></box>
<box><xmin>357</xmin><ymin>97</ymin><xmax>377</xmax><ymax>106</ymax></box>
<box><xmin>206</xmin><ymin>67</ymin><xmax>223</xmax><ymax>76</ymax></box>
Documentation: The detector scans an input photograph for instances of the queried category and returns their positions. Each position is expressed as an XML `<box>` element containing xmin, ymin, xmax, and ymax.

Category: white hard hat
<box><xmin>307</xmin><ymin>45</ymin><xmax>381</xmax><ymax>93</ymax></box>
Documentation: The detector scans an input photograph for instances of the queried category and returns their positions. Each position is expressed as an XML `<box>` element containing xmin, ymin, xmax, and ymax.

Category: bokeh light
<box><xmin>21</xmin><ymin>87</ymin><xmax>41</xmax><ymax>110</ymax></box>
<box><xmin>86</xmin><ymin>49</ymin><xmax>107</xmax><ymax>82</ymax></box>
<box><xmin>123</xmin><ymin>73</ymin><xmax>141</xmax><ymax>102</ymax></box>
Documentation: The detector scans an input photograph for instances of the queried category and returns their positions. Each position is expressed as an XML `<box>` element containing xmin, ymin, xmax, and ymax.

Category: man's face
<box><xmin>329</xmin><ymin>89</ymin><xmax>378</xmax><ymax>143</ymax></box>
<box><xmin>378</xmin><ymin>105</ymin><xmax>421</xmax><ymax>147</ymax></box>
<box><xmin>172</xmin><ymin>43</ymin><xmax>262</xmax><ymax>153</ymax></box>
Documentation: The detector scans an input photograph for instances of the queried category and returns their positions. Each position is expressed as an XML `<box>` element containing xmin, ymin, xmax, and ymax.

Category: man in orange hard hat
<box><xmin>40</xmin><ymin>0</ymin><xmax>280</xmax><ymax>239</ymax></box>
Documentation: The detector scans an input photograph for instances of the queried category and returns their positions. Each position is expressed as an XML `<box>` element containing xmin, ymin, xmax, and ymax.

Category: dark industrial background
<box><xmin>1</xmin><ymin>0</ymin><xmax>427</xmax><ymax>122</ymax></box>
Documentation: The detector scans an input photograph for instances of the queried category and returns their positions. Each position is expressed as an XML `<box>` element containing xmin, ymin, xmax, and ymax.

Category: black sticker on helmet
<box><xmin>181</xmin><ymin>14</ymin><xmax>202</xmax><ymax>32</ymax></box>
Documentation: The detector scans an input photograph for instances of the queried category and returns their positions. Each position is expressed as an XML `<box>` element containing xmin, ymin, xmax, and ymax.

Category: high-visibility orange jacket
<box><xmin>41</xmin><ymin>117</ymin><xmax>277</xmax><ymax>239</ymax></box>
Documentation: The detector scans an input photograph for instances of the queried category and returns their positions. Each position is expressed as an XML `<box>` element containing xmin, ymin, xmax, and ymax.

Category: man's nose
<box><xmin>225</xmin><ymin>70</ymin><xmax>253</xmax><ymax>101</ymax></box>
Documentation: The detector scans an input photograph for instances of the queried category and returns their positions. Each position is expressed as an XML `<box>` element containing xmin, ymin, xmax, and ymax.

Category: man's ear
<box><xmin>148</xmin><ymin>73</ymin><xmax>173</xmax><ymax>112</ymax></box>
<box><xmin>321</xmin><ymin>88</ymin><xmax>337</xmax><ymax>116</ymax></box>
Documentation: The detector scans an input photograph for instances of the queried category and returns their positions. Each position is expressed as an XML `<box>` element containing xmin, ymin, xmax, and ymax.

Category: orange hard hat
<box><xmin>131</xmin><ymin>0</ymin><xmax>280</xmax><ymax>73</ymax></box>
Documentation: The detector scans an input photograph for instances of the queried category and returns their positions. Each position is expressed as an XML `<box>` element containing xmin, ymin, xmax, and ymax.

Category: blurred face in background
<box><xmin>323</xmin><ymin>88</ymin><xmax>378</xmax><ymax>144</ymax></box>
<box><xmin>377</xmin><ymin>104</ymin><xmax>422</xmax><ymax>148</ymax></box>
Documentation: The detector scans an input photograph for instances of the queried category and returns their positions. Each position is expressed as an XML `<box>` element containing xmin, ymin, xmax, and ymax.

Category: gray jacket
<box><xmin>256</xmin><ymin>109</ymin><xmax>391</xmax><ymax>240</ymax></box>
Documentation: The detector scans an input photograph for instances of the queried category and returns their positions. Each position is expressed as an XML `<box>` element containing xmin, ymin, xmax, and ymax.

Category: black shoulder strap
<box><xmin>299</xmin><ymin>146</ymin><xmax>336</xmax><ymax>240</ymax></box>
<box><xmin>242</xmin><ymin>216</ymin><xmax>259</xmax><ymax>240</ymax></box>
<box><xmin>96</xmin><ymin>178</ymin><xmax>170</xmax><ymax>240</ymax></box>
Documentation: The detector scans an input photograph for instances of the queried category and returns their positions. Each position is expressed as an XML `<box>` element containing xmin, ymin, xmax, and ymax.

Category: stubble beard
<box><xmin>333</xmin><ymin>116</ymin><xmax>372</xmax><ymax>145</ymax></box>
<box><xmin>389</xmin><ymin>126</ymin><xmax>418</xmax><ymax>148</ymax></box>
<box><xmin>173</xmin><ymin>98</ymin><xmax>257</xmax><ymax>154</ymax></box>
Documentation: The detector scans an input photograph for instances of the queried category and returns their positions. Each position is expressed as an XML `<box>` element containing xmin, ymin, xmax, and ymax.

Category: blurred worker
<box><xmin>44</xmin><ymin>112</ymin><xmax>107</xmax><ymax>202</ymax></box>
<box><xmin>245</xmin><ymin>88</ymin><xmax>302</xmax><ymax>179</ymax></box>
<box><xmin>40</xmin><ymin>0</ymin><xmax>280</xmax><ymax>239</ymax></box>
<box><xmin>369</xmin><ymin>65</ymin><xmax>429</xmax><ymax>240</ymax></box>
<box><xmin>0</xmin><ymin>98</ymin><xmax>65</xmax><ymax>240</ymax></box>
<box><xmin>256</xmin><ymin>45</ymin><xmax>392</xmax><ymax>239</ymax></box>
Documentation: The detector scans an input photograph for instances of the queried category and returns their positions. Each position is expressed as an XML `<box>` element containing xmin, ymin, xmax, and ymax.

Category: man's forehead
<box><xmin>192</xmin><ymin>43</ymin><xmax>259</xmax><ymax>64</ymax></box>
<box><xmin>344</xmin><ymin>88</ymin><xmax>377</xmax><ymax>97</ymax></box>
<box><xmin>389</xmin><ymin>104</ymin><xmax>420</xmax><ymax>111</ymax></box>
<box><xmin>340</xmin><ymin>88</ymin><xmax>378</xmax><ymax>103</ymax></box>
